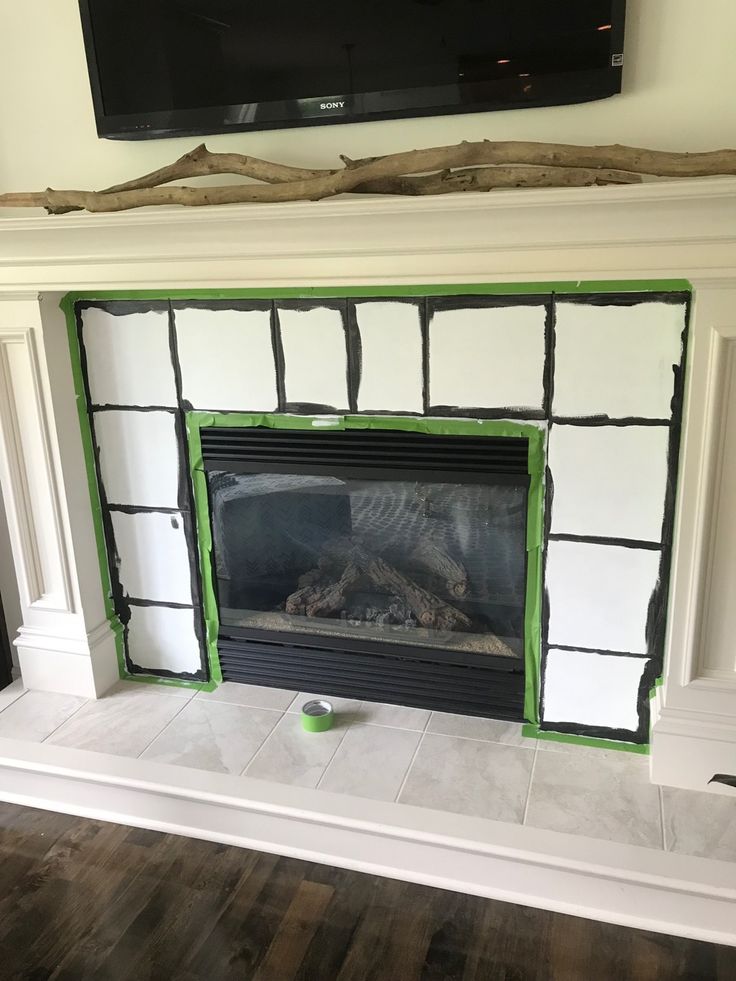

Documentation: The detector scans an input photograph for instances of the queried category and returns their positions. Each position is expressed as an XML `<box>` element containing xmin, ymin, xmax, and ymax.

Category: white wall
<box><xmin>1</xmin><ymin>0</ymin><xmax>735</xmax><ymax>202</ymax></box>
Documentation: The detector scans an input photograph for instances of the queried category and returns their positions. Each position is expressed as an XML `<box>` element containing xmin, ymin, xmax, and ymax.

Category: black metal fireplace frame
<box><xmin>201</xmin><ymin>424</ymin><xmax>532</xmax><ymax>720</ymax></box>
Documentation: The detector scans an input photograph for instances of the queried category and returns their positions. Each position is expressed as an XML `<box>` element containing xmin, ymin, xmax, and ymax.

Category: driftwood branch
<box><xmin>1</xmin><ymin>139</ymin><xmax>734</xmax><ymax>215</ymax></box>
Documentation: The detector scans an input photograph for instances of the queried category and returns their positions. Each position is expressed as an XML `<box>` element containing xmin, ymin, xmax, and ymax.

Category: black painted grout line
<box><xmin>421</xmin><ymin>296</ymin><xmax>430</xmax><ymax>416</ymax></box>
<box><xmin>547</xmin><ymin>533</ymin><xmax>662</xmax><ymax>550</ymax></box>
<box><xmin>550</xmin><ymin>416</ymin><xmax>671</xmax><ymax>427</ymax></box>
<box><xmin>542</xmin><ymin>297</ymin><xmax>556</xmax><ymax>419</ymax></box>
<box><xmin>126</xmin><ymin>598</ymin><xmax>195</xmax><ymax>610</ymax></box>
<box><xmin>345</xmin><ymin>298</ymin><xmax>361</xmax><ymax>414</ymax></box>
<box><xmin>545</xmin><ymin>643</ymin><xmax>652</xmax><ymax>659</ymax></box>
<box><xmin>270</xmin><ymin>301</ymin><xmax>287</xmax><ymax>412</ymax></box>
<box><xmin>90</xmin><ymin>404</ymin><xmax>178</xmax><ymax>413</ymax></box>
<box><xmin>108</xmin><ymin>504</ymin><xmax>185</xmax><ymax>515</ymax></box>
<box><xmin>554</xmin><ymin>290</ymin><xmax>691</xmax><ymax>308</ymax></box>
<box><xmin>427</xmin><ymin>405</ymin><xmax>547</xmax><ymax>421</ymax></box>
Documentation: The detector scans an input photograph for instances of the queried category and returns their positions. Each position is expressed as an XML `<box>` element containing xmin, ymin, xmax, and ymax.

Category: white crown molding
<box><xmin>0</xmin><ymin>178</ymin><xmax>735</xmax><ymax>290</ymax></box>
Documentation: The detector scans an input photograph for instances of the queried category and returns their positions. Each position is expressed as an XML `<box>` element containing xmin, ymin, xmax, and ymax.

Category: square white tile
<box><xmin>278</xmin><ymin>305</ymin><xmax>349</xmax><ymax>409</ymax></box>
<box><xmin>399</xmin><ymin>733</ymin><xmax>534</xmax><ymax>822</ymax></box>
<box><xmin>197</xmin><ymin>682</ymin><xmax>297</xmax><ymax>711</ymax></box>
<box><xmin>46</xmin><ymin>685</ymin><xmax>185</xmax><ymax>757</ymax></box>
<box><xmin>0</xmin><ymin>679</ymin><xmax>25</xmax><ymax>714</ymax></box>
<box><xmin>94</xmin><ymin>410</ymin><xmax>181</xmax><ymax>509</ymax></box>
<box><xmin>552</xmin><ymin>301</ymin><xmax>686</xmax><ymax>419</ymax></box>
<box><xmin>428</xmin><ymin>303</ymin><xmax>546</xmax><ymax>411</ymax></box>
<box><xmin>126</xmin><ymin>605</ymin><xmax>202</xmax><ymax>674</ymax></box>
<box><xmin>111</xmin><ymin>511</ymin><xmax>193</xmax><ymax>604</ymax></box>
<box><xmin>545</xmin><ymin>539</ymin><xmax>661</xmax><ymax>654</ymax></box>
<box><xmin>427</xmin><ymin>713</ymin><xmax>531</xmax><ymax>747</ymax></box>
<box><xmin>246</xmin><ymin>712</ymin><xmax>348</xmax><ymax>788</ymax></box>
<box><xmin>354</xmin><ymin>301</ymin><xmax>423</xmax><ymax>412</ymax></box>
<box><xmin>0</xmin><ymin>691</ymin><xmax>86</xmax><ymax>742</ymax></box>
<box><xmin>662</xmin><ymin>787</ymin><xmax>736</xmax><ymax>862</ymax></box>
<box><xmin>548</xmin><ymin>424</ymin><xmax>670</xmax><ymax>542</ymax></box>
<box><xmin>354</xmin><ymin>702</ymin><xmax>430</xmax><ymax>731</ymax></box>
<box><xmin>542</xmin><ymin>649</ymin><xmax>649</xmax><ymax>732</ymax></box>
<box><xmin>319</xmin><ymin>724</ymin><xmax>421</xmax><ymax>801</ymax></box>
<box><xmin>141</xmin><ymin>699</ymin><xmax>280</xmax><ymax>774</ymax></box>
<box><xmin>174</xmin><ymin>306</ymin><xmax>278</xmax><ymax>411</ymax></box>
<box><xmin>110</xmin><ymin>679</ymin><xmax>196</xmax><ymax>700</ymax></box>
<box><xmin>525</xmin><ymin>747</ymin><xmax>663</xmax><ymax>848</ymax></box>
<box><xmin>81</xmin><ymin>307</ymin><xmax>177</xmax><ymax>407</ymax></box>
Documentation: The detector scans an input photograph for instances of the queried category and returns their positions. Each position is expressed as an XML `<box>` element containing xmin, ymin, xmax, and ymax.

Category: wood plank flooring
<box><xmin>0</xmin><ymin>801</ymin><xmax>733</xmax><ymax>980</ymax></box>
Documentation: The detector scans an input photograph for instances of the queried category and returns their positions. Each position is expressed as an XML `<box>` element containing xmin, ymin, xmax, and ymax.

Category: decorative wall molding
<box><xmin>651</xmin><ymin>287</ymin><xmax>736</xmax><ymax>790</ymax></box>
<box><xmin>0</xmin><ymin>296</ymin><xmax>118</xmax><ymax>696</ymax></box>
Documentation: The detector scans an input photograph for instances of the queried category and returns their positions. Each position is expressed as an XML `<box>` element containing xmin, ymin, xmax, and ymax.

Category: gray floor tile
<box><xmin>427</xmin><ymin>712</ymin><xmax>532</xmax><ymax>747</ymax></box>
<box><xmin>0</xmin><ymin>691</ymin><xmax>87</xmax><ymax>743</ymax></box>
<box><xmin>662</xmin><ymin>786</ymin><xmax>736</xmax><ymax>862</ymax></box>
<box><xmin>141</xmin><ymin>699</ymin><xmax>281</xmax><ymax>774</ymax></box>
<box><xmin>246</xmin><ymin>711</ymin><xmax>348</xmax><ymax>787</ymax></box>
<box><xmin>399</xmin><ymin>733</ymin><xmax>534</xmax><ymax>823</ymax></box>
<box><xmin>196</xmin><ymin>681</ymin><xmax>296</xmax><ymax>711</ymax></box>
<box><xmin>47</xmin><ymin>685</ymin><xmax>185</xmax><ymax>757</ymax></box>
<box><xmin>355</xmin><ymin>702</ymin><xmax>430</xmax><ymax>731</ymax></box>
<box><xmin>525</xmin><ymin>748</ymin><xmax>663</xmax><ymax>848</ymax></box>
<box><xmin>319</xmin><ymin>724</ymin><xmax>421</xmax><ymax>802</ymax></box>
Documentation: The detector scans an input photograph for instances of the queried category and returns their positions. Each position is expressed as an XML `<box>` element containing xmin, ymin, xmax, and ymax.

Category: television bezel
<box><xmin>77</xmin><ymin>0</ymin><xmax>626</xmax><ymax>141</ymax></box>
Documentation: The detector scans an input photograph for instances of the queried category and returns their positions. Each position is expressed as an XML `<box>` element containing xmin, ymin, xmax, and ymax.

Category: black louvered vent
<box><xmin>200</xmin><ymin>427</ymin><xmax>528</xmax><ymax>479</ymax></box>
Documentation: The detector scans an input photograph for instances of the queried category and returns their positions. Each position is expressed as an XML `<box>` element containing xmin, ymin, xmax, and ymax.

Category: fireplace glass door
<box><xmin>204</xmin><ymin>428</ymin><xmax>530</xmax><ymax>671</ymax></box>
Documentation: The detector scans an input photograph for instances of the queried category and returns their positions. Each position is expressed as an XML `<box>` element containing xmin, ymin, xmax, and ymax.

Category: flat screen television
<box><xmin>78</xmin><ymin>1</ymin><xmax>626</xmax><ymax>141</ymax></box>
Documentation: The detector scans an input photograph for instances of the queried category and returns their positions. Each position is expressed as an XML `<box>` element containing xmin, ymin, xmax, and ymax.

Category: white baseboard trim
<box><xmin>651</xmin><ymin>704</ymin><xmax>736</xmax><ymax>793</ymax></box>
<box><xmin>15</xmin><ymin>623</ymin><xmax>119</xmax><ymax>698</ymax></box>
<box><xmin>0</xmin><ymin>736</ymin><xmax>734</xmax><ymax>947</ymax></box>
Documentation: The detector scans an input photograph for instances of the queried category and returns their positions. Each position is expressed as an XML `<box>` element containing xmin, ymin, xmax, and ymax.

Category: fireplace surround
<box><xmin>63</xmin><ymin>284</ymin><xmax>688</xmax><ymax>746</ymax></box>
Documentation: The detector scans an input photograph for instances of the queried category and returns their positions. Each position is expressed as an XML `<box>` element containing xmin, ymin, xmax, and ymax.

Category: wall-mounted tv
<box><xmin>78</xmin><ymin>1</ymin><xmax>626</xmax><ymax>141</ymax></box>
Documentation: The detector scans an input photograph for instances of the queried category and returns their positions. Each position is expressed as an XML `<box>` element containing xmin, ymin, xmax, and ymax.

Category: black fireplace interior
<box><xmin>202</xmin><ymin>427</ymin><xmax>529</xmax><ymax>720</ymax></box>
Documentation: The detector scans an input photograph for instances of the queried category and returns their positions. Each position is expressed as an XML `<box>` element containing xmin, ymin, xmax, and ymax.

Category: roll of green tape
<box><xmin>301</xmin><ymin>699</ymin><xmax>334</xmax><ymax>732</ymax></box>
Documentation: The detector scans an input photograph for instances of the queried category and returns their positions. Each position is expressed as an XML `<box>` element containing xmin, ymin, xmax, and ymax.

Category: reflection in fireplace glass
<box><xmin>208</xmin><ymin>472</ymin><xmax>527</xmax><ymax>658</ymax></box>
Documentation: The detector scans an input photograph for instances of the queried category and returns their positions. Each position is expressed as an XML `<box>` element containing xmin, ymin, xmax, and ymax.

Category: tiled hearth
<box><xmin>0</xmin><ymin>678</ymin><xmax>733</xmax><ymax>861</ymax></box>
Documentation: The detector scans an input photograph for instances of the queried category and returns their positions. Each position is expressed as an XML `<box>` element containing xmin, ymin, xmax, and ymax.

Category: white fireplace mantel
<box><xmin>0</xmin><ymin>179</ymin><xmax>735</xmax><ymax>792</ymax></box>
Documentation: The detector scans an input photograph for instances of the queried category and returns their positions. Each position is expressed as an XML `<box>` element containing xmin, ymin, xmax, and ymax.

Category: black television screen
<box><xmin>78</xmin><ymin>0</ymin><xmax>626</xmax><ymax>140</ymax></box>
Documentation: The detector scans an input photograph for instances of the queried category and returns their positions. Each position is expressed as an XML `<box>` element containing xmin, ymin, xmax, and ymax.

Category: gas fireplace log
<box><xmin>304</xmin><ymin>562</ymin><xmax>364</xmax><ymax>618</ymax></box>
<box><xmin>359</xmin><ymin>553</ymin><xmax>473</xmax><ymax>632</ymax></box>
<box><xmin>407</xmin><ymin>541</ymin><xmax>469</xmax><ymax>599</ymax></box>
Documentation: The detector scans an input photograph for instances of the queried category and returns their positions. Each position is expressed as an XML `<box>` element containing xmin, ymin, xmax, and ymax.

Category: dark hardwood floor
<box><xmin>0</xmin><ymin>802</ymin><xmax>733</xmax><ymax>980</ymax></box>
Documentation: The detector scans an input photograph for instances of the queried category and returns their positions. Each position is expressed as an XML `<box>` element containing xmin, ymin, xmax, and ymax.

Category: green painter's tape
<box><xmin>186</xmin><ymin>411</ymin><xmax>545</xmax><ymax>722</ymax></box>
<box><xmin>522</xmin><ymin>724</ymin><xmax>650</xmax><ymax>755</ymax></box>
<box><xmin>61</xmin><ymin>279</ymin><xmax>692</xmax><ymax>306</ymax></box>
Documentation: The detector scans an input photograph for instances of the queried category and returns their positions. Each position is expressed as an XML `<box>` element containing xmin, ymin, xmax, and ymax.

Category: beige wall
<box><xmin>1</xmin><ymin>0</ymin><xmax>735</xmax><ymax>201</ymax></box>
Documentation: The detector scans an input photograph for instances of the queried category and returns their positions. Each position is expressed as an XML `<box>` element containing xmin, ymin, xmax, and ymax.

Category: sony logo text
<box><xmin>320</xmin><ymin>101</ymin><xmax>345</xmax><ymax>109</ymax></box>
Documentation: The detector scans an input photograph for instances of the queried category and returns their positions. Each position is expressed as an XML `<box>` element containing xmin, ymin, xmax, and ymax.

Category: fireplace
<box><xmin>200</xmin><ymin>423</ymin><xmax>537</xmax><ymax>720</ymax></box>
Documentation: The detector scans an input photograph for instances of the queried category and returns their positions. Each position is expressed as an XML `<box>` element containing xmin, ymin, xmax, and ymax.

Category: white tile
<box><xmin>546</xmin><ymin>540</ymin><xmax>661</xmax><ymax>654</ymax></box>
<box><xmin>111</xmin><ymin>679</ymin><xmax>195</xmax><ymax>700</ymax></box>
<box><xmin>0</xmin><ymin>679</ymin><xmax>25</xmax><ymax>713</ymax></box>
<box><xmin>126</xmin><ymin>605</ymin><xmax>202</xmax><ymax>674</ymax></box>
<box><xmin>246</xmin><ymin>712</ymin><xmax>348</xmax><ymax>787</ymax></box>
<box><xmin>355</xmin><ymin>701</ymin><xmax>430</xmax><ymax>731</ymax></box>
<box><xmin>0</xmin><ymin>691</ymin><xmax>86</xmax><ymax>742</ymax></box>
<box><xmin>548</xmin><ymin>425</ymin><xmax>670</xmax><ymax>542</ymax></box>
<box><xmin>525</xmin><ymin>748</ymin><xmax>663</xmax><ymax>848</ymax></box>
<box><xmin>399</xmin><ymin>734</ymin><xmax>534</xmax><ymax>822</ymax></box>
<box><xmin>111</xmin><ymin>511</ymin><xmax>193</xmax><ymax>604</ymax></box>
<box><xmin>197</xmin><ymin>682</ymin><xmax>297</xmax><ymax>711</ymax></box>
<box><xmin>81</xmin><ymin>307</ymin><xmax>177</xmax><ymax>407</ymax></box>
<box><xmin>278</xmin><ymin>306</ymin><xmax>349</xmax><ymax>409</ymax></box>
<box><xmin>354</xmin><ymin>301</ymin><xmax>423</xmax><ymax>412</ymax></box>
<box><xmin>427</xmin><ymin>712</ymin><xmax>531</xmax><ymax>747</ymax></box>
<box><xmin>94</xmin><ymin>410</ymin><xmax>180</xmax><ymax>509</ymax></box>
<box><xmin>174</xmin><ymin>307</ymin><xmax>277</xmax><ymax>411</ymax></box>
<box><xmin>428</xmin><ymin>304</ymin><xmax>546</xmax><ymax>411</ymax></box>
<box><xmin>662</xmin><ymin>787</ymin><xmax>736</xmax><ymax>862</ymax></box>
<box><xmin>319</xmin><ymin>725</ymin><xmax>421</xmax><ymax>801</ymax></box>
<box><xmin>141</xmin><ymin>699</ymin><xmax>280</xmax><ymax>774</ymax></box>
<box><xmin>553</xmin><ymin>301</ymin><xmax>686</xmax><ymax>419</ymax></box>
<box><xmin>47</xmin><ymin>684</ymin><xmax>186</xmax><ymax>757</ymax></box>
<box><xmin>542</xmin><ymin>650</ymin><xmax>649</xmax><ymax>732</ymax></box>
